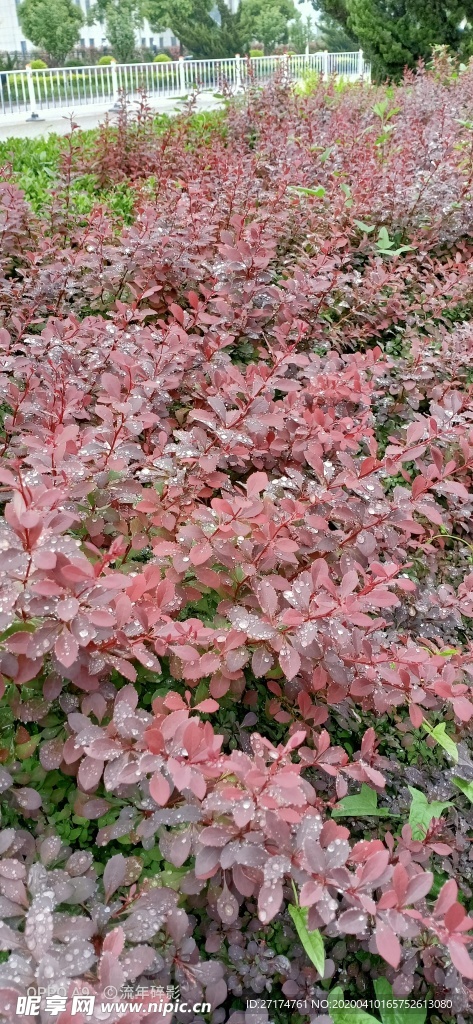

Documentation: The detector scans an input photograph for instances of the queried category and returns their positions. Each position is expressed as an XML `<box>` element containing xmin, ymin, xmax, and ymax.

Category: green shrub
<box><xmin>294</xmin><ymin>68</ymin><xmax>320</xmax><ymax>95</ymax></box>
<box><xmin>29</xmin><ymin>59</ymin><xmax>48</xmax><ymax>69</ymax></box>
<box><xmin>249</xmin><ymin>49</ymin><xmax>264</xmax><ymax>58</ymax></box>
<box><xmin>65</xmin><ymin>58</ymin><xmax>85</xmax><ymax>68</ymax></box>
<box><xmin>0</xmin><ymin>54</ymin><xmax>19</xmax><ymax>72</ymax></box>
<box><xmin>154</xmin><ymin>53</ymin><xmax>172</xmax><ymax>62</ymax></box>
<box><xmin>98</xmin><ymin>55</ymin><xmax>114</xmax><ymax>65</ymax></box>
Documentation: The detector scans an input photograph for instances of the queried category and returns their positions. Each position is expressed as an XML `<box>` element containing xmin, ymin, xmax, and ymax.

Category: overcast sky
<box><xmin>295</xmin><ymin>0</ymin><xmax>319</xmax><ymax>22</ymax></box>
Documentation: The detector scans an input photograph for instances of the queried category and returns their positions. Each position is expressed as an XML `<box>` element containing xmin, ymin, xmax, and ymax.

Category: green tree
<box><xmin>240</xmin><ymin>0</ymin><xmax>297</xmax><ymax>53</ymax></box>
<box><xmin>89</xmin><ymin>0</ymin><xmax>145</xmax><ymax>62</ymax></box>
<box><xmin>103</xmin><ymin>0</ymin><xmax>138</xmax><ymax>62</ymax></box>
<box><xmin>311</xmin><ymin>0</ymin><xmax>473</xmax><ymax>78</ymax></box>
<box><xmin>289</xmin><ymin>11</ymin><xmax>317</xmax><ymax>52</ymax></box>
<box><xmin>145</xmin><ymin>0</ymin><xmax>244</xmax><ymax>57</ymax></box>
<box><xmin>316</xmin><ymin>13</ymin><xmax>358</xmax><ymax>51</ymax></box>
<box><xmin>17</xmin><ymin>0</ymin><xmax>84</xmax><ymax>65</ymax></box>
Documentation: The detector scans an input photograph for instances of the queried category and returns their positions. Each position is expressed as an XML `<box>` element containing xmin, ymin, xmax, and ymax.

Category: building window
<box><xmin>141</xmin><ymin>37</ymin><xmax>146</xmax><ymax>46</ymax></box>
<box><xmin>171</xmin><ymin>36</ymin><xmax>177</xmax><ymax>46</ymax></box>
<box><xmin>21</xmin><ymin>40</ymin><xmax>27</xmax><ymax>54</ymax></box>
<box><xmin>159</xmin><ymin>36</ymin><xmax>164</xmax><ymax>48</ymax></box>
<box><xmin>149</xmin><ymin>37</ymin><xmax>154</xmax><ymax>46</ymax></box>
<box><xmin>80</xmin><ymin>38</ymin><xmax>85</xmax><ymax>46</ymax></box>
<box><xmin>89</xmin><ymin>38</ymin><xmax>95</xmax><ymax>47</ymax></box>
<box><xmin>85</xmin><ymin>0</ymin><xmax>90</xmax><ymax>10</ymax></box>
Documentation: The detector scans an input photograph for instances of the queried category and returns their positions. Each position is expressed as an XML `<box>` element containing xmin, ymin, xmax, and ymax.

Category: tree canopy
<box><xmin>312</xmin><ymin>0</ymin><xmax>473</xmax><ymax>78</ymax></box>
<box><xmin>17</xmin><ymin>0</ymin><xmax>84</xmax><ymax>65</ymax></box>
<box><xmin>145</xmin><ymin>0</ymin><xmax>244</xmax><ymax>57</ymax></box>
<box><xmin>315</xmin><ymin>12</ymin><xmax>358</xmax><ymax>52</ymax></box>
<box><xmin>145</xmin><ymin>0</ymin><xmax>298</xmax><ymax>56</ymax></box>
<box><xmin>87</xmin><ymin>0</ymin><xmax>302</xmax><ymax>59</ymax></box>
<box><xmin>93</xmin><ymin>0</ymin><xmax>139</xmax><ymax>62</ymax></box>
<box><xmin>239</xmin><ymin>0</ymin><xmax>297</xmax><ymax>53</ymax></box>
<box><xmin>289</xmin><ymin>11</ymin><xmax>318</xmax><ymax>54</ymax></box>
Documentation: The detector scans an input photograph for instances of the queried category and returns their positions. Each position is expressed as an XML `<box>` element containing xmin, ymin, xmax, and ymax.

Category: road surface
<box><xmin>0</xmin><ymin>92</ymin><xmax>225</xmax><ymax>141</ymax></box>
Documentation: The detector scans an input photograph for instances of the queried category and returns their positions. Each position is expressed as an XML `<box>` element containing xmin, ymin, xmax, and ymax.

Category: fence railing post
<box><xmin>322</xmin><ymin>50</ymin><xmax>329</xmax><ymax>78</ymax></box>
<box><xmin>178</xmin><ymin>56</ymin><xmax>186</xmax><ymax>94</ymax></box>
<box><xmin>235</xmin><ymin>52</ymin><xmax>242</xmax><ymax>91</ymax></box>
<box><xmin>25</xmin><ymin>64</ymin><xmax>43</xmax><ymax>121</ymax></box>
<box><xmin>282</xmin><ymin>51</ymin><xmax>289</xmax><ymax>85</ymax></box>
<box><xmin>358</xmin><ymin>48</ymin><xmax>364</xmax><ymax>78</ymax></box>
<box><xmin>109</xmin><ymin>58</ymin><xmax>120</xmax><ymax>110</ymax></box>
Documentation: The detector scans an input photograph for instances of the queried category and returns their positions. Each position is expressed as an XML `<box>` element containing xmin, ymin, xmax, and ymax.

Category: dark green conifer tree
<box><xmin>312</xmin><ymin>0</ymin><xmax>473</xmax><ymax>78</ymax></box>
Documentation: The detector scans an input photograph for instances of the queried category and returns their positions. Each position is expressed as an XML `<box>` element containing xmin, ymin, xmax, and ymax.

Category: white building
<box><xmin>0</xmin><ymin>0</ymin><xmax>178</xmax><ymax>57</ymax></box>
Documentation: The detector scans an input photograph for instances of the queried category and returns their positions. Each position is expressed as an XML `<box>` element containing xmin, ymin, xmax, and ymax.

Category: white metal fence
<box><xmin>0</xmin><ymin>51</ymin><xmax>370</xmax><ymax>121</ymax></box>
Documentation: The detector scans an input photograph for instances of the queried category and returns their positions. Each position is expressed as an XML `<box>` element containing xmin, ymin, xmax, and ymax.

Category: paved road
<box><xmin>0</xmin><ymin>91</ymin><xmax>225</xmax><ymax>141</ymax></box>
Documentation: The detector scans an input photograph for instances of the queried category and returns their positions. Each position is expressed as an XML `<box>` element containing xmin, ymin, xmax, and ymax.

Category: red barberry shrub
<box><xmin>1</xmin><ymin>53</ymin><xmax>473</xmax><ymax>1024</ymax></box>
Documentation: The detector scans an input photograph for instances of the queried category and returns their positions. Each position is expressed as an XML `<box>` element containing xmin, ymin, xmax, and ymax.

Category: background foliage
<box><xmin>17</xmin><ymin>0</ymin><xmax>84</xmax><ymax>65</ymax></box>
<box><xmin>311</xmin><ymin>0</ymin><xmax>473</xmax><ymax>79</ymax></box>
<box><xmin>2</xmin><ymin>58</ymin><xmax>473</xmax><ymax>1023</ymax></box>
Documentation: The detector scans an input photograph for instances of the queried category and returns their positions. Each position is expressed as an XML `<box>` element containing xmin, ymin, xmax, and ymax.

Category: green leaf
<box><xmin>328</xmin><ymin>987</ymin><xmax>378</xmax><ymax>1024</ymax></box>
<box><xmin>0</xmin><ymin>621</ymin><xmax>37</xmax><ymax>641</ymax></box>
<box><xmin>375</xmin><ymin>131</ymin><xmax>393</xmax><ymax>146</ymax></box>
<box><xmin>332</xmin><ymin>783</ymin><xmax>392</xmax><ymax>818</ymax></box>
<box><xmin>194</xmin><ymin>681</ymin><xmax>210</xmax><ymax>705</ymax></box>
<box><xmin>289</xmin><ymin>185</ymin><xmax>326</xmax><ymax>197</ymax></box>
<box><xmin>161</xmin><ymin>864</ymin><xmax>189</xmax><ymax>890</ymax></box>
<box><xmin>354</xmin><ymin>220</ymin><xmax>376</xmax><ymax>233</ymax></box>
<box><xmin>384</xmin><ymin>245</ymin><xmax>415</xmax><ymax>256</ymax></box>
<box><xmin>408</xmin><ymin>787</ymin><xmax>452</xmax><ymax>841</ymax></box>
<box><xmin>288</xmin><ymin>904</ymin><xmax>325</xmax><ymax>977</ymax></box>
<box><xmin>376</xmin><ymin>226</ymin><xmax>394</xmax><ymax>250</ymax></box>
<box><xmin>374</xmin><ymin>978</ymin><xmax>426</xmax><ymax>1024</ymax></box>
<box><xmin>422</xmin><ymin>721</ymin><xmax>458</xmax><ymax>762</ymax></box>
<box><xmin>430</xmin><ymin>868</ymin><xmax>449</xmax><ymax>900</ymax></box>
<box><xmin>374</xmin><ymin>225</ymin><xmax>415</xmax><ymax>257</ymax></box>
<box><xmin>453</xmin><ymin>777</ymin><xmax>473</xmax><ymax>801</ymax></box>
